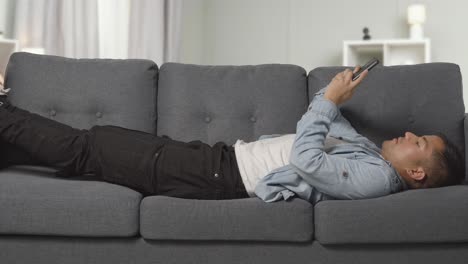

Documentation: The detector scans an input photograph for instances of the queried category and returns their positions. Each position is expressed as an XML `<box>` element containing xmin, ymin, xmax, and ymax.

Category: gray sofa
<box><xmin>0</xmin><ymin>52</ymin><xmax>467</xmax><ymax>264</ymax></box>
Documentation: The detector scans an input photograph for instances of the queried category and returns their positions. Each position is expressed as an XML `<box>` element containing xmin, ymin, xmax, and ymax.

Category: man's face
<box><xmin>381</xmin><ymin>132</ymin><xmax>445</xmax><ymax>183</ymax></box>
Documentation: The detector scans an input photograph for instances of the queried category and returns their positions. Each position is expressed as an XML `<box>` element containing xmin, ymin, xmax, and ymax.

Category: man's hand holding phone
<box><xmin>324</xmin><ymin>66</ymin><xmax>368</xmax><ymax>106</ymax></box>
<box><xmin>324</xmin><ymin>58</ymin><xmax>379</xmax><ymax>106</ymax></box>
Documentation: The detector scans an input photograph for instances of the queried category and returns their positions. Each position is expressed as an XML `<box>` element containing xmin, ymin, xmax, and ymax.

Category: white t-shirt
<box><xmin>234</xmin><ymin>134</ymin><xmax>348</xmax><ymax>197</ymax></box>
<box><xmin>233</xmin><ymin>134</ymin><xmax>296</xmax><ymax>197</ymax></box>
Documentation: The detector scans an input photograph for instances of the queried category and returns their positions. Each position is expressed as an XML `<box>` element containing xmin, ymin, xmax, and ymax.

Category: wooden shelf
<box><xmin>0</xmin><ymin>38</ymin><xmax>19</xmax><ymax>74</ymax></box>
<box><xmin>343</xmin><ymin>38</ymin><xmax>430</xmax><ymax>66</ymax></box>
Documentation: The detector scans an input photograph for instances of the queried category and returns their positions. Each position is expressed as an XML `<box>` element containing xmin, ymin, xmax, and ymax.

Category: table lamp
<box><xmin>407</xmin><ymin>4</ymin><xmax>426</xmax><ymax>39</ymax></box>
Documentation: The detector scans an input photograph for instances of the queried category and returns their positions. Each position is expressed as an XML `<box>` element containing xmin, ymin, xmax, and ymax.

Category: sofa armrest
<box><xmin>464</xmin><ymin>114</ymin><xmax>468</xmax><ymax>183</ymax></box>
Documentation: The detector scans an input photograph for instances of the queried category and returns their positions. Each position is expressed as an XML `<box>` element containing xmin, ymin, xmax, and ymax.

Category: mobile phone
<box><xmin>352</xmin><ymin>58</ymin><xmax>379</xmax><ymax>81</ymax></box>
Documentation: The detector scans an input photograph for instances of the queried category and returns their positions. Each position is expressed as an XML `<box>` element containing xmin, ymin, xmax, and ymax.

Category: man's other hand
<box><xmin>324</xmin><ymin>66</ymin><xmax>368</xmax><ymax>106</ymax></box>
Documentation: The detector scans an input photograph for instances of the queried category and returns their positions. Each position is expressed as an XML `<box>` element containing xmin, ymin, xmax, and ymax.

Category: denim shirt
<box><xmin>254</xmin><ymin>86</ymin><xmax>408</xmax><ymax>204</ymax></box>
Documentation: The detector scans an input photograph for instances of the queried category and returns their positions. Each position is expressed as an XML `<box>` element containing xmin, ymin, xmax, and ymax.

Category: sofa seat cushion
<box><xmin>140</xmin><ymin>196</ymin><xmax>313</xmax><ymax>242</ymax></box>
<box><xmin>315</xmin><ymin>185</ymin><xmax>468</xmax><ymax>244</ymax></box>
<box><xmin>0</xmin><ymin>165</ymin><xmax>142</xmax><ymax>237</ymax></box>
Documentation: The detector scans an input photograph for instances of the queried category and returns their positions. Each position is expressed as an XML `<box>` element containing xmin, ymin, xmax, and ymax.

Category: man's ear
<box><xmin>405</xmin><ymin>167</ymin><xmax>426</xmax><ymax>181</ymax></box>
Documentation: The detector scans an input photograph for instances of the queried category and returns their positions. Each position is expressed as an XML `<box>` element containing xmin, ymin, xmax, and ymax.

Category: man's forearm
<box><xmin>289</xmin><ymin>87</ymin><xmax>338</xmax><ymax>174</ymax></box>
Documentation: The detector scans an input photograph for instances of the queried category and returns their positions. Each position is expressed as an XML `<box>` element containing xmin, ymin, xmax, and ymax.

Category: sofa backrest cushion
<box><xmin>157</xmin><ymin>63</ymin><xmax>308</xmax><ymax>146</ymax></box>
<box><xmin>5</xmin><ymin>52</ymin><xmax>158</xmax><ymax>133</ymax></box>
<box><xmin>308</xmin><ymin>63</ymin><xmax>465</xmax><ymax>177</ymax></box>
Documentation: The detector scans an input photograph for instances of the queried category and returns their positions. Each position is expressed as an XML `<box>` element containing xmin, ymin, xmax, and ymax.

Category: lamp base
<box><xmin>409</xmin><ymin>24</ymin><xmax>424</xmax><ymax>39</ymax></box>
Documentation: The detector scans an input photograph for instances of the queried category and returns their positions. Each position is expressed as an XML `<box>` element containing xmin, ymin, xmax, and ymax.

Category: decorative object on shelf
<box><xmin>407</xmin><ymin>4</ymin><xmax>426</xmax><ymax>39</ymax></box>
<box><xmin>362</xmin><ymin>27</ymin><xmax>371</xmax><ymax>40</ymax></box>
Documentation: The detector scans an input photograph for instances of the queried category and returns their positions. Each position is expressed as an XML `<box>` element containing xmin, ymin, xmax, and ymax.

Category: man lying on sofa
<box><xmin>0</xmin><ymin>68</ymin><xmax>463</xmax><ymax>204</ymax></box>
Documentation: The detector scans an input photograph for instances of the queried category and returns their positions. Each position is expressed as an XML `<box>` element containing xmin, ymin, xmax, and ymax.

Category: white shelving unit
<box><xmin>343</xmin><ymin>38</ymin><xmax>430</xmax><ymax>66</ymax></box>
<box><xmin>0</xmin><ymin>38</ymin><xmax>19</xmax><ymax>74</ymax></box>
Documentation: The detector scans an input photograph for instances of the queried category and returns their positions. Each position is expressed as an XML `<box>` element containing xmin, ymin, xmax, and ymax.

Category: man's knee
<box><xmin>88</xmin><ymin>125</ymin><xmax>115</xmax><ymax>144</ymax></box>
<box><xmin>89</xmin><ymin>125</ymin><xmax>106</xmax><ymax>136</ymax></box>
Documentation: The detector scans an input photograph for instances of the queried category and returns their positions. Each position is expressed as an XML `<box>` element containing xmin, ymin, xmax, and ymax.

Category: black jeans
<box><xmin>0</xmin><ymin>100</ymin><xmax>249</xmax><ymax>200</ymax></box>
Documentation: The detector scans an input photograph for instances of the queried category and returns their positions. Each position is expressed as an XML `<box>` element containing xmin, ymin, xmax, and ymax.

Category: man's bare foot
<box><xmin>0</xmin><ymin>74</ymin><xmax>10</xmax><ymax>96</ymax></box>
<box><xmin>0</xmin><ymin>73</ymin><xmax>11</xmax><ymax>104</ymax></box>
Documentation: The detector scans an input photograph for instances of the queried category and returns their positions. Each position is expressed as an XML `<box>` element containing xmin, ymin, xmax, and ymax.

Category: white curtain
<box><xmin>128</xmin><ymin>0</ymin><xmax>183</xmax><ymax>65</ymax></box>
<box><xmin>97</xmin><ymin>0</ymin><xmax>130</xmax><ymax>59</ymax></box>
<box><xmin>14</xmin><ymin>0</ymin><xmax>99</xmax><ymax>58</ymax></box>
<box><xmin>163</xmin><ymin>0</ymin><xmax>184</xmax><ymax>63</ymax></box>
<box><xmin>13</xmin><ymin>0</ymin><xmax>183</xmax><ymax>62</ymax></box>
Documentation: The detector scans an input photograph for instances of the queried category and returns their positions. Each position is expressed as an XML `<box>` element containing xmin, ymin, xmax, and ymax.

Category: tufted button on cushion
<box><xmin>408</xmin><ymin>116</ymin><xmax>415</xmax><ymax>123</ymax></box>
<box><xmin>250</xmin><ymin>116</ymin><xmax>257</xmax><ymax>123</ymax></box>
<box><xmin>96</xmin><ymin>112</ymin><xmax>103</xmax><ymax>118</ymax></box>
<box><xmin>204</xmin><ymin>116</ymin><xmax>211</xmax><ymax>123</ymax></box>
<box><xmin>49</xmin><ymin>109</ymin><xmax>56</xmax><ymax>117</ymax></box>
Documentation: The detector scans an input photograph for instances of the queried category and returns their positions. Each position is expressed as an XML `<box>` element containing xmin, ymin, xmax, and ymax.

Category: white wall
<box><xmin>180</xmin><ymin>0</ymin><xmax>468</xmax><ymax>109</ymax></box>
<box><xmin>180</xmin><ymin>0</ymin><xmax>205</xmax><ymax>64</ymax></box>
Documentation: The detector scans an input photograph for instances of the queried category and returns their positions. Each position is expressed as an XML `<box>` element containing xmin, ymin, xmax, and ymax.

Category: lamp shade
<box><xmin>407</xmin><ymin>4</ymin><xmax>426</xmax><ymax>24</ymax></box>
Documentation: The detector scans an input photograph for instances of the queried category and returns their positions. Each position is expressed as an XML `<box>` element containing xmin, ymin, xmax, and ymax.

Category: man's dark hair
<box><xmin>423</xmin><ymin>133</ymin><xmax>465</xmax><ymax>188</ymax></box>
